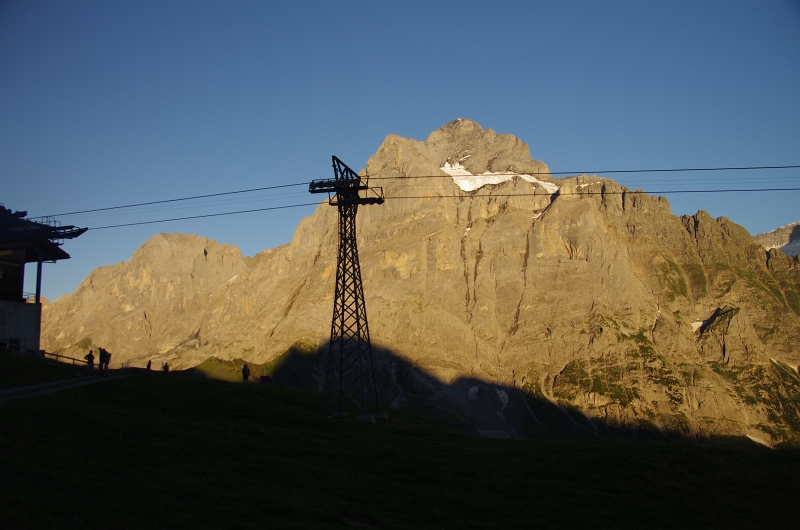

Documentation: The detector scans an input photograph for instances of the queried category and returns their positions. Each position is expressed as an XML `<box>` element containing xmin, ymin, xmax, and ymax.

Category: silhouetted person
<box><xmin>162</xmin><ymin>362</ymin><xmax>169</xmax><ymax>372</ymax></box>
<box><xmin>99</xmin><ymin>348</ymin><xmax>111</xmax><ymax>377</ymax></box>
<box><xmin>242</xmin><ymin>364</ymin><xmax>250</xmax><ymax>383</ymax></box>
<box><xmin>84</xmin><ymin>350</ymin><xmax>95</xmax><ymax>372</ymax></box>
<box><xmin>146</xmin><ymin>360</ymin><xmax>151</xmax><ymax>371</ymax></box>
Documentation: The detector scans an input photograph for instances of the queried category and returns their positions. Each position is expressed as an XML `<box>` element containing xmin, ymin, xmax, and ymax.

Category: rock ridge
<box><xmin>754</xmin><ymin>221</ymin><xmax>800</xmax><ymax>257</ymax></box>
<box><xmin>42</xmin><ymin>120</ymin><xmax>800</xmax><ymax>444</ymax></box>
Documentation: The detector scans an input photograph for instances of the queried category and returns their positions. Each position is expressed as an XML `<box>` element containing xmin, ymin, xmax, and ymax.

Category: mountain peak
<box><xmin>428</xmin><ymin>117</ymin><xmax>485</xmax><ymax>138</ymax></box>
<box><xmin>754</xmin><ymin>221</ymin><xmax>800</xmax><ymax>256</ymax></box>
<box><xmin>368</xmin><ymin>119</ymin><xmax>551</xmax><ymax>192</ymax></box>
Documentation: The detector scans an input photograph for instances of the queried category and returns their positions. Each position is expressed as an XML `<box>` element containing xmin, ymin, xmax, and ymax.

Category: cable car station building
<box><xmin>0</xmin><ymin>205</ymin><xmax>86</xmax><ymax>353</ymax></box>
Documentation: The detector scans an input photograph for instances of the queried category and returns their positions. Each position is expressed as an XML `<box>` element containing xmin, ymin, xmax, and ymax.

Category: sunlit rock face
<box><xmin>43</xmin><ymin>119</ymin><xmax>800</xmax><ymax>443</ymax></box>
<box><xmin>755</xmin><ymin>222</ymin><xmax>800</xmax><ymax>257</ymax></box>
<box><xmin>41</xmin><ymin>234</ymin><xmax>250</xmax><ymax>369</ymax></box>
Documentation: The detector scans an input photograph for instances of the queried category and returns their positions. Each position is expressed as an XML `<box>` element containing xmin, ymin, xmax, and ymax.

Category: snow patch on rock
<box><xmin>746</xmin><ymin>434</ymin><xmax>775</xmax><ymax>449</ymax></box>
<box><xmin>441</xmin><ymin>162</ymin><xmax>559</xmax><ymax>194</ymax></box>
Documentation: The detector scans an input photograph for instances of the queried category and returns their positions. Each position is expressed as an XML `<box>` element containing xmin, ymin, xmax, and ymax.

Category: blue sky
<box><xmin>2</xmin><ymin>0</ymin><xmax>799</xmax><ymax>300</ymax></box>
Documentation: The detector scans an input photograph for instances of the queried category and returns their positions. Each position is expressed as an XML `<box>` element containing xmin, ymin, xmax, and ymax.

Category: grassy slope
<box><xmin>1</xmin><ymin>351</ymin><xmax>798</xmax><ymax>529</ymax></box>
<box><xmin>0</xmin><ymin>351</ymin><xmax>91</xmax><ymax>389</ymax></box>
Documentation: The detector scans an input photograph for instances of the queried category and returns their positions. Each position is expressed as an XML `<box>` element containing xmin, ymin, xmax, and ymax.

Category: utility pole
<box><xmin>309</xmin><ymin>156</ymin><xmax>385</xmax><ymax>420</ymax></box>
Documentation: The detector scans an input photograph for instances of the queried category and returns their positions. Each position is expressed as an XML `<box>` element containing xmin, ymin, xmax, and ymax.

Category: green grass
<box><xmin>193</xmin><ymin>356</ymin><xmax>267</xmax><ymax>382</ymax></box>
<box><xmin>76</xmin><ymin>336</ymin><xmax>93</xmax><ymax>351</ymax></box>
<box><xmin>657</xmin><ymin>258</ymin><xmax>688</xmax><ymax>300</ymax></box>
<box><xmin>2</xmin><ymin>351</ymin><xmax>799</xmax><ymax>529</ymax></box>
<box><xmin>682</xmin><ymin>262</ymin><xmax>707</xmax><ymax>298</ymax></box>
<box><xmin>0</xmin><ymin>350</ymin><xmax>89</xmax><ymax>389</ymax></box>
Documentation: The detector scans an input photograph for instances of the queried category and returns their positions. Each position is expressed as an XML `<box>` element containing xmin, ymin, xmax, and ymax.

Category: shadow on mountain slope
<box><xmin>189</xmin><ymin>341</ymin><xmax>705</xmax><ymax>442</ymax></box>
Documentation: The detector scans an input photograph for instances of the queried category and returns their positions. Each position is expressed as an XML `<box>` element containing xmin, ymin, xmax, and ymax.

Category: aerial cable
<box><xmin>371</xmin><ymin>164</ymin><xmax>800</xmax><ymax>180</ymax></box>
<box><xmin>82</xmin><ymin>186</ymin><xmax>800</xmax><ymax>231</ymax></box>
<box><xmin>385</xmin><ymin>187</ymin><xmax>800</xmax><ymax>200</ymax></box>
<box><xmin>46</xmin><ymin>182</ymin><xmax>308</xmax><ymax>217</ymax></box>
<box><xmin>62</xmin><ymin>191</ymin><xmax>312</xmax><ymax>221</ymax></box>
<box><xmin>89</xmin><ymin>202</ymin><xmax>319</xmax><ymax>230</ymax></box>
<box><xmin>549</xmin><ymin>164</ymin><xmax>800</xmax><ymax>176</ymax></box>
<box><xmin>44</xmin><ymin>164</ymin><xmax>799</xmax><ymax>224</ymax></box>
<box><xmin>45</xmin><ymin>165</ymin><xmax>800</xmax><ymax>217</ymax></box>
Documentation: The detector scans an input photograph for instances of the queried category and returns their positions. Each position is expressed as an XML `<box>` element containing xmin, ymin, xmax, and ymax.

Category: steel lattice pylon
<box><xmin>309</xmin><ymin>156</ymin><xmax>384</xmax><ymax>416</ymax></box>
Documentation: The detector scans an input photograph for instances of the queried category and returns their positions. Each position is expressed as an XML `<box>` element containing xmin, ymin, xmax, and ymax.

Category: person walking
<box><xmin>242</xmin><ymin>364</ymin><xmax>250</xmax><ymax>384</ymax></box>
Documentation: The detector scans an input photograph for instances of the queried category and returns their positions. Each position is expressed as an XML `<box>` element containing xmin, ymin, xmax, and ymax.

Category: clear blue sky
<box><xmin>2</xmin><ymin>0</ymin><xmax>799</xmax><ymax>300</ymax></box>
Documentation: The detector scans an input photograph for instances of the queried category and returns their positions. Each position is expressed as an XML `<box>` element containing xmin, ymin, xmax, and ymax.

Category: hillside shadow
<box><xmin>211</xmin><ymin>340</ymin><xmax>703</xmax><ymax>442</ymax></box>
<box><xmin>791</xmin><ymin>224</ymin><xmax>800</xmax><ymax>243</ymax></box>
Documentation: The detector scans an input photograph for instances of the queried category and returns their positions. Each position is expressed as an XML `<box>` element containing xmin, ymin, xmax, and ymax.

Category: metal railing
<box><xmin>44</xmin><ymin>351</ymin><xmax>88</xmax><ymax>366</ymax></box>
<box><xmin>23</xmin><ymin>292</ymin><xmax>38</xmax><ymax>304</ymax></box>
<box><xmin>0</xmin><ymin>339</ymin><xmax>22</xmax><ymax>352</ymax></box>
<box><xmin>27</xmin><ymin>216</ymin><xmax>65</xmax><ymax>244</ymax></box>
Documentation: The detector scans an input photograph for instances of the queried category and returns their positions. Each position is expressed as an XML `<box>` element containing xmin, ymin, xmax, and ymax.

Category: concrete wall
<box><xmin>0</xmin><ymin>300</ymin><xmax>41</xmax><ymax>352</ymax></box>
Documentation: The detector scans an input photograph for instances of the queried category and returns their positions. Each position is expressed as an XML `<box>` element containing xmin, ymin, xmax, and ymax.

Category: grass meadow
<box><xmin>1</xmin><ymin>351</ymin><xmax>798</xmax><ymax>529</ymax></box>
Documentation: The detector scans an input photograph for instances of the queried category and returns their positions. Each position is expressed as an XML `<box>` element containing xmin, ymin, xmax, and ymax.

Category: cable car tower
<box><xmin>309</xmin><ymin>156</ymin><xmax>385</xmax><ymax>419</ymax></box>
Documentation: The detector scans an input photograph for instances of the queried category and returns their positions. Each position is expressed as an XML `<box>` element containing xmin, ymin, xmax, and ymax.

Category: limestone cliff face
<box><xmin>41</xmin><ymin>234</ymin><xmax>249</xmax><ymax>368</ymax></box>
<box><xmin>42</xmin><ymin>119</ymin><xmax>800</xmax><ymax>443</ymax></box>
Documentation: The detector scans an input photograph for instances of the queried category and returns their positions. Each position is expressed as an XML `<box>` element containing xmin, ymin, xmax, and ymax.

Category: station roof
<box><xmin>0</xmin><ymin>205</ymin><xmax>87</xmax><ymax>263</ymax></box>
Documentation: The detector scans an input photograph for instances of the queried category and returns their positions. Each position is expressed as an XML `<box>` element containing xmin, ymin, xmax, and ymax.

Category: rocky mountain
<box><xmin>754</xmin><ymin>222</ymin><xmax>800</xmax><ymax>257</ymax></box>
<box><xmin>42</xmin><ymin>119</ymin><xmax>800</xmax><ymax>444</ymax></box>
